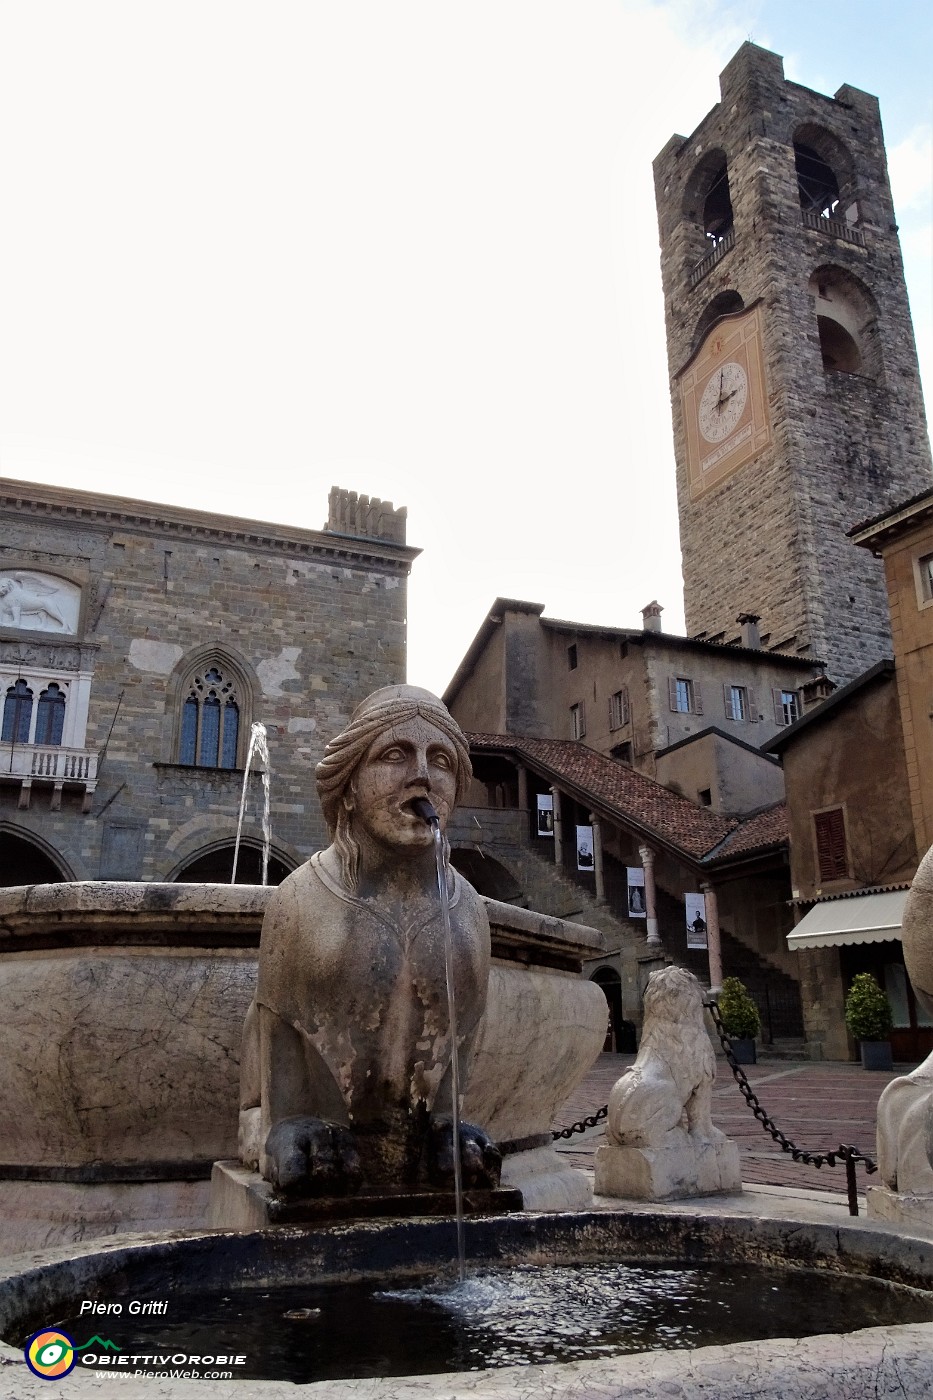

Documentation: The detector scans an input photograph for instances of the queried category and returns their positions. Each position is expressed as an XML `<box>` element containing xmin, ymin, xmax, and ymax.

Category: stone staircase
<box><xmin>470</xmin><ymin>836</ymin><xmax>646</xmax><ymax>953</ymax></box>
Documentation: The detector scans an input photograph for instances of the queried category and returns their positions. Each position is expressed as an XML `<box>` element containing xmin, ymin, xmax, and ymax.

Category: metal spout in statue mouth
<box><xmin>408</xmin><ymin>796</ymin><xmax>439</xmax><ymax>827</ymax></box>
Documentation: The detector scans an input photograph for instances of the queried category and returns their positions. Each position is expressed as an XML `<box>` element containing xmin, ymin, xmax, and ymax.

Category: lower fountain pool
<box><xmin>20</xmin><ymin>1260</ymin><xmax>933</xmax><ymax>1384</ymax></box>
<box><xmin>2</xmin><ymin>1212</ymin><xmax>932</xmax><ymax>1386</ymax></box>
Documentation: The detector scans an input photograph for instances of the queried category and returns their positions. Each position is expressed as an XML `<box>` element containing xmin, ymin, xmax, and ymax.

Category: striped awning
<box><xmin>786</xmin><ymin>890</ymin><xmax>908</xmax><ymax>951</ymax></box>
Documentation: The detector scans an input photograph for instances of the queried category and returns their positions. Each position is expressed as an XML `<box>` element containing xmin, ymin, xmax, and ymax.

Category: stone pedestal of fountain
<box><xmin>209</xmin><ymin>1159</ymin><xmax>523</xmax><ymax>1229</ymax></box>
<box><xmin>0</xmin><ymin>883</ymin><xmax>605</xmax><ymax>1251</ymax></box>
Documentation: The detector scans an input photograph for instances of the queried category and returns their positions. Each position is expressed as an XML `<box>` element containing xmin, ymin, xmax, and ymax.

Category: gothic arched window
<box><xmin>179</xmin><ymin>665</ymin><xmax>241</xmax><ymax>768</ymax></box>
<box><xmin>35</xmin><ymin>684</ymin><xmax>66</xmax><ymax>745</ymax></box>
<box><xmin>2</xmin><ymin>680</ymin><xmax>33</xmax><ymax>744</ymax></box>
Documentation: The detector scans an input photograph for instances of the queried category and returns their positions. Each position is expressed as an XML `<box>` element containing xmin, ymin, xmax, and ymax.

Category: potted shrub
<box><xmin>717</xmin><ymin>977</ymin><xmax>761</xmax><ymax>1064</ymax></box>
<box><xmin>844</xmin><ymin>973</ymin><xmax>894</xmax><ymax>1070</ymax></box>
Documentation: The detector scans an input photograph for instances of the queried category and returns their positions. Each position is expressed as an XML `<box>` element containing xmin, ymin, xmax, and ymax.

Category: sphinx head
<box><xmin>315</xmin><ymin>686</ymin><xmax>473</xmax><ymax>888</ymax></box>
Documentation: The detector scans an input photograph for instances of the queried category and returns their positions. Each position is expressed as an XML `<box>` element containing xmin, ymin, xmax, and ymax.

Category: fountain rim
<box><xmin>1</xmin><ymin>1206</ymin><xmax>932</xmax><ymax>1394</ymax></box>
<box><xmin>1</xmin><ymin>1206</ymin><xmax>932</xmax><ymax>1323</ymax></box>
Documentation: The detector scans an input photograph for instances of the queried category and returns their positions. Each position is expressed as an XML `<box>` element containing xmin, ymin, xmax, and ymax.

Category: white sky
<box><xmin>1</xmin><ymin>1</ymin><xmax>930</xmax><ymax>696</ymax></box>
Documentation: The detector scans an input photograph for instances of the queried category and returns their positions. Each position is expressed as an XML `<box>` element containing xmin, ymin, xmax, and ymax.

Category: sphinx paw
<box><xmin>264</xmin><ymin>1116</ymin><xmax>362</xmax><ymax>1196</ymax></box>
<box><xmin>427</xmin><ymin>1117</ymin><xmax>502</xmax><ymax>1191</ymax></box>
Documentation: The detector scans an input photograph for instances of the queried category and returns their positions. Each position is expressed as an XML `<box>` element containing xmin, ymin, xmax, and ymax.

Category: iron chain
<box><xmin>706</xmin><ymin>998</ymin><xmax>877</xmax><ymax>1178</ymax></box>
<box><xmin>552</xmin><ymin>1104</ymin><xmax>607</xmax><ymax>1139</ymax></box>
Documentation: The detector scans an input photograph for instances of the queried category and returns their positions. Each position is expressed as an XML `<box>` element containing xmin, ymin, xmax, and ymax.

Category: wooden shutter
<box><xmin>723</xmin><ymin>683</ymin><xmax>734</xmax><ymax>720</ymax></box>
<box><xmin>748</xmin><ymin>687</ymin><xmax>758</xmax><ymax>722</ymax></box>
<box><xmin>773</xmin><ymin>687</ymin><xmax>785</xmax><ymax>724</ymax></box>
<box><xmin>668</xmin><ymin>676</ymin><xmax>678</xmax><ymax>712</ymax></box>
<box><xmin>814</xmin><ymin>808</ymin><xmax>847</xmax><ymax>880</ymax></box>
<box><xmin>622</xmin><ymin>684</ymin><xmax>629</xmax><ymax>725</ymax></box>
<box><xmin>693</xmin><ymin>681</ymin><xmax>703</xmax><ymax>715</ymax></box>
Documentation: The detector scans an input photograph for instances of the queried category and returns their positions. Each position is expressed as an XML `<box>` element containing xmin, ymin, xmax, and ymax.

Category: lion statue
<box><xmin>607</xmin><ymin>965</ymin><xmax>723</xmax><ymax>1150</ymax></box>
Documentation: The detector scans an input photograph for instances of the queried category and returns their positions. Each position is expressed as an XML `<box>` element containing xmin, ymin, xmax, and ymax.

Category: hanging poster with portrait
<box><xmin>536</xmin><ymin>792</ymin><xmax>554</xmax><ymax>836</ymax></box>
<box><xmin>626</xmin><ymin>866</ymin><xmax>646</xmax><ymax>918</ymax></box>
<box><xmin>686</xmin><ymin>892</ymin><xmax>708</xmax><ymax>949</ymax></box>
<box><xmin>576</xmin><ymin>825</ymin><xmax>594</xmax><ymax>871</ymax></box>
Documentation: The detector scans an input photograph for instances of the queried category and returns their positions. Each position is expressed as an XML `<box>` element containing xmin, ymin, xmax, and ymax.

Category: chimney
<box><xmin>737</xmin><ymin>612</ymin><xmax>761</xmax><ymax>649</ymax></box>
<box><xmin>800</xmin><ymin>674</ymin><xmax>836</xmax><ymax>712</ymax></box>
<box><xmin>642</xmin><ymin>600</ymin><xmax>663</xmax><ymax>633</ymax></box>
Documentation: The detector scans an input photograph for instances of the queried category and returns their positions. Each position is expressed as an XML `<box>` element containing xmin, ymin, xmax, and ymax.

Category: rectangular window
<box><xmin>814</xmin><ymin>807</ymin><xmax>848</xmax><ymax>881</ymax></box>
<box><xmin>773</xmin><ymin>688</ymin><xmax>800</xmax><ymax>726</ymax></box>
<box><xmin>570</xmin><ymin>701</ymin><xmax>586</xmax><ymax>739</ymax></box>
<box><xmin>917</xmin><ymin>551</ymin><xmax>933</xmax><ymax>605</ymax></box>
<box><xmin>609</xmin><ymin>687</ymin><xmax>629</xmax><ymax>729</ymax></box>
<box><xmin>668</xmin><ymin>676</ymin><xmax>702</xmax><ymax>715</ymax></box>
<box><xmin>610</xmin><ymin>740</ymin><xmax>632</xmax><ymax>764</ymax></box>
<box><xmin>567</xmin><ymin>644</ymin><xmax>578</xmax><ymax>670</ymax></box>
<box><xmin>725</xmin><ymin>684</ymin><xmax>747</xmax><ymax>721</ymax></box>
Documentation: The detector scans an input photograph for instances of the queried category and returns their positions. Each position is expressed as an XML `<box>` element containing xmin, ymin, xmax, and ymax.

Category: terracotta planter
<box><xmin>859</xmin><ymin>1040</ymin><xmax>893</xmax><ymax>1071</ymax></box>
<box><xmin>729</xmin><ymin>1037</ymin><xmax>757</xmax><ymax>1065</ymax></box>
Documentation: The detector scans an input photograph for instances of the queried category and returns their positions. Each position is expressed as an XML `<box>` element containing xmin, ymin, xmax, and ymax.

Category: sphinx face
<box><xmin>348</xmin><ymin>716</ymin><xmax>459</xmax><ymax>855</ymax></box>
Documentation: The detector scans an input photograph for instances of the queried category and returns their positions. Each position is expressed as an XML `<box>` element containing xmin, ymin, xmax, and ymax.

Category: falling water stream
<box><xmin>412</xmin><ymin>798</ymin><xmax>466</xmax><ymax>1284</ymax></box>
<box><xmin>232</xmin><ymin>722</ymin><xmax>271</xmax><ymax>885</ymax></box>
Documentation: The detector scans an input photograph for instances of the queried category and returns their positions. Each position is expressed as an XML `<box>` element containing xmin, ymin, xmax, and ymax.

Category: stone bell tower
<box><xmin>653</xmin><ymin>42</ymin><xmax>932</xmax><ymax>683</ymax></box>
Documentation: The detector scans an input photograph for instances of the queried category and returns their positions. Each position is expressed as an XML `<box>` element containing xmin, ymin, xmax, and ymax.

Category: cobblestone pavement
<box><xmin>553</xmin><ymin>1052</ymin><xmax>911</xmax><ymax>1196</ymax></box>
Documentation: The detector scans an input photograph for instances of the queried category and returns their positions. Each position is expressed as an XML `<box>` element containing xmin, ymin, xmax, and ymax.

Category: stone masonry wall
<box><xmin>653</xmin><ymin>43</ymin><xmax>933</xmax><ymax>684</ymax></box>
<box><xmin>0</xmin><ymin>481</ymin><xmax>415</xmax><ymax>881</ymax></box>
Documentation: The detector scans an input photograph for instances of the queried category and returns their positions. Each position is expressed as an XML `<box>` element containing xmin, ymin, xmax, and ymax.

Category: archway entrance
<box><xmin>0</xmin><ymin>830</ymin><xmax>69</xmax><ymax>886</ymax></box>
<box><xmin>590</xmin><ymin>965</ymin><xmax>634</xmax><ymax>1053</ymax></box>
<box><xmin>450</xmin><ymin>849</ymin><xmax>523</xmax><ymax>903</ymax></box>
<box><xmin>173</xmin><ymin>843</ymin><xmax>292</xmax><ymax>886</ymax></box>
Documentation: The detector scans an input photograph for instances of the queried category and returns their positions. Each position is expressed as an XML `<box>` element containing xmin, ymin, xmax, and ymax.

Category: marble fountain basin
<box><xmin>1</xmin><ymin>1206</ymin><xmax>932</xmax><ymax>1395</ymax></box>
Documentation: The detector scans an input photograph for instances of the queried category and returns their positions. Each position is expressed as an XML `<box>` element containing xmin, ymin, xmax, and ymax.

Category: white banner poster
<box><xmin>576</xmin><ymin>825</ymin><xmax>594</xmax><ymax>871</ymax></box>
<box><xmin>626</xmin><ymin>866</ymin><xmax>646</xmax><ymax>918</ymax></box>
<box><xmin>686</xmin><ymin>892</ymin><xmax>708</xmax><ymax>949</ymax></box>
<box><xmin>536</xmin><ymin>792</ymin><xmax>554</xmax><ymax>836</ymax></box>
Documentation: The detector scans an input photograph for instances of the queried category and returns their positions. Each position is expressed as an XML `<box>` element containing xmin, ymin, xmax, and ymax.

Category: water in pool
<box><xmin>35</xmin><ymin>1260</ymin><xmax>933</xmax><ymax>1384</ymax></box>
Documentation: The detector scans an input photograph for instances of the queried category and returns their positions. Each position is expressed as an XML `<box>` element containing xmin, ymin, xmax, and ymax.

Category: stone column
<box><xmin>701</xmin><ymin>881</ymin><xmax>723</xmax><ymax>992</ymax></box>
<box><xmin>589</xmin><ymin>813</ymin><xmax>606</xmax><ymax>904</ymax></box>
<box><xmin>515</xmin><ymin>763</ymin><xmax>528</xmax><ymax>814</ymax></box>
<box><xmin>638</xmin><ymin>843</ymin><xmax>661</xmax><ymax>946</ymax></box>
<box><xmin>551</xmin><ymin>786</ymin><xmax>563</xmax><ymax>867</ymax></box>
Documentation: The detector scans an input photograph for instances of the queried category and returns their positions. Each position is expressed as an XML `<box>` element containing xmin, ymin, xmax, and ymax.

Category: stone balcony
<box><xmin>0</xmin><ymin>743</ymin><xmax>99</xmax><ymax>811</ymax></box>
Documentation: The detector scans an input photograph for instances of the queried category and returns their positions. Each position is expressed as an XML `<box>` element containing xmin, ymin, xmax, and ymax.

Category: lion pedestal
<box><xmin>594</xmin><ymin>967</ymin><xmax>741</xmax><ymax>1202</ymax></box>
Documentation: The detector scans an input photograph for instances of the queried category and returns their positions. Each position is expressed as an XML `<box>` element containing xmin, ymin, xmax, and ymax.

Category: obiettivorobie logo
<box><xmin>24</xmin><ymin>1330</ymin><xmax>120</xmax><ymax>1380</ymax></box>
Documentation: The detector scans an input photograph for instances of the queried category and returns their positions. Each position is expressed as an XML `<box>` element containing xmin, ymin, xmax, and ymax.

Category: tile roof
<box><xmin>703</xmin><ymin>802</ymin><xmax>788</xmax><ymax>862</ymax></box>
<box><xmin>466</xmin><ymin>733</ymin><xmax>736</xmax><ymax>860</ymax></box>
<box><xmin>466</xmin><ymin>733</ymin><xmax>788</xmax><ymax>867</ymax></box>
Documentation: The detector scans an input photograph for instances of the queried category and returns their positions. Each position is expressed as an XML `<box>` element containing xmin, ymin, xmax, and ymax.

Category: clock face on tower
<box><xmin>697</xmin><ymin>361</ymin><xmax>748</xmax><ymax>442</ymax></box>
<box><xmin>679</xmin><ymin>304</ymin><xmax>771</xmax><ymax>499</ymax></box>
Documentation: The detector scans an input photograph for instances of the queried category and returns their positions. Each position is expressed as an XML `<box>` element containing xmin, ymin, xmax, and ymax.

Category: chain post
<box><xmin>705</xmin><ymin>996</ymin><xmax>877</xmax><ymax>1215</ymax></box>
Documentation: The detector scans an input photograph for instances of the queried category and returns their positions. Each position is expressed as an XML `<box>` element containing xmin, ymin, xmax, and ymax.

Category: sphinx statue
<box><xmin>869</xmin><ymin>844</ymin><xmax>933</xmax><ymax>1224</ymax></box>
<box><xmin>238</xmin><ymin>686</ymin><xmax>501</xmax><ymax>1198</ymax></box>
